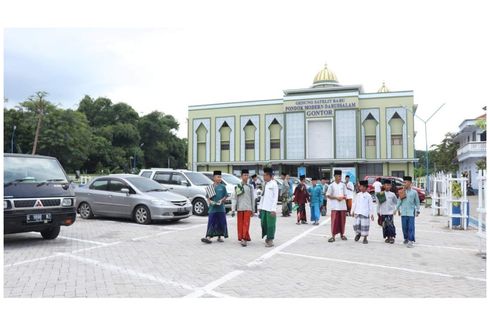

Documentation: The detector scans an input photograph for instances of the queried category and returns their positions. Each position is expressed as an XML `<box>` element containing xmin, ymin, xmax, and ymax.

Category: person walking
<box><xmin>201</xmin><ymin>171</ymin><xmax>229</xmax><ymax>244</ymax></box>
<box><xmin>327</xmin><ymin>170</ymin><xmax>348</xmax><ymax>242</ymax></box>
<box><xmin>397</xmin><ymin>176</ymin><xmax>420</xmax><ymax>248</ymax></box>
<box><xmin>308</xmin><ymin>175</ymin><xmax>323</xmax><ymax>225</ymax></box>
<box><xmin>287</xmin><ymin>173</ymin><xmax>294</xmax><ymax>214</ymax></box>
<box><xmin>293</xmin><ymin>175</ymin><xmax>309</xmax><ymax>224</ymax></box>
<box><xmin>376</xmin><ymin>179</ymin><xmax>398</xmax><ymax>244</ymax></box>
<box><xmin>233</xmin><ymin>169</ymin><xmax>255</xmax><ymax>247</ymax></box>
<box><xmin>259</xmin><ymin>167</ymin><xmax>279</xmax><ymax>247</ymax></box>
<box><xmin>345</xmin><ymin>175</ymin><xmax>354</xmax><ymax>216</ymax></box>
<box><xmin>280</xmin><ymin>173</ymin><xmax>291</xmax><ymax>217</ymax></box>
<box><xmin>351</xmin><ymin>180</ymin><xmax>374</xmax><ymax>244</ymax></box>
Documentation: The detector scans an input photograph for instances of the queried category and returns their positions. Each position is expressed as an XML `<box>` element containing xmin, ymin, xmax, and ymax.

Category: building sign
<box><xmin>284</xmin><ymin>98</ymin><xmax>357</xmax><ymax>115</ymax></box>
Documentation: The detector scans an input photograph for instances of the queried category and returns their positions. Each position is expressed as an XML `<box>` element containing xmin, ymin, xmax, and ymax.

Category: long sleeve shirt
<box><xmin>308</xmin><ymin>184</ymin><xmax>323</xmax><ymax>207</ymax></box>
<box><xmin>376</xmin><ymin>191</ymin><xmax>398</xmax><ymax>215</ymax></box>
<box><xmin>259</xmin><ymin>179</ymin><xmax>279</xmax><ymax>212</ymax></box>
<box><xmin>396</xmin><ymin>188</ymin><xmax>420</xmax><ymax>217</ymax></box>
<box><xmin>293</xmin><ymin>183</ymin><xmax>309</xmax><ymax>205</ymax></box>
<box><xmin>352</xmin><ymin>191</ymin><xmax>374</xmax><ymax>217</ymax></box>
<box><xmin>233</xmin><ymin>182</ymin><xmax>255</xmax><ymax>212</ymax></box>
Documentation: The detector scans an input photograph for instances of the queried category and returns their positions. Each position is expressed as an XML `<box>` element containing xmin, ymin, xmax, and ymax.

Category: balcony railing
<box><xmin>457</xmin><ymin>141</ymin><xmax>486</xmax><ymax>157</ymax></box>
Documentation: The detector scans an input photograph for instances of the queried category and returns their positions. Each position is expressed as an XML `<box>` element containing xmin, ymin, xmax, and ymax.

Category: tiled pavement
<box><xmin>3</xmin><ymin>203</ymin><xmax>486</xmax><ymax>298</ymax></box>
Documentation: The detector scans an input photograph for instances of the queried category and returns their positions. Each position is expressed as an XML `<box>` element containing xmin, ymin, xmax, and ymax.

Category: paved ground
<box><xmin>4</xmin><ymin>202</ymin><xmax>487</xmax><ymax>298</ymax></box>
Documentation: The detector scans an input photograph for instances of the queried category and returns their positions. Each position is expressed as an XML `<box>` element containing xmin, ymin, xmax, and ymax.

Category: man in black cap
<box><xmin>293</xmin><ymin>175</ymin><xmax>309</xmax><ymax>224</ymax></box>
<box><xmin>201</xmin><ymin>170</ymin><xmax>229</xmax><ymax>244</ymax></box>
<box><xmin>259</xmin><ymin>167</ymin><xmax>279</xmax><ymax>247</ymax></box>
<box><xmin>280</xmin><ymin>172</ymin><xmax>291</xmax><ymax>217</ymax></box>
<box><xmin>396</xmin><ymin>175</ymin><xmax>420</xmax><ymax>248</ymax></box>
<box><xmin>308</xmin><ymin>174</ymin><xmax>323</xmax><ymax>225</ymax></box>
<box><xmin>326</xmin><ymin>169</ymin><xmax>348</xmax><ymax>242</ymax></box>
<box><xmin>351</xmin><ymin>180</ymin><xmax>374</xmax><ymax>244</ymax></box>
<box><xmin>232</xmin><ymin>169</ymin><xmax>255</xmax><ymax>247</ymax></box>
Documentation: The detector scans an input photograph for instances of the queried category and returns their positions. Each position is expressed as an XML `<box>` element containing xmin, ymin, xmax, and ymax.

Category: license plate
<box><xmin>26</xmin><ymin>213</ymin><xmax>52</xmax><ymax>224</ymax></box>
<box><xmin>177</xmin><ymin>208</ymin><xmax>186</xmax><ymax>213</ymax></box>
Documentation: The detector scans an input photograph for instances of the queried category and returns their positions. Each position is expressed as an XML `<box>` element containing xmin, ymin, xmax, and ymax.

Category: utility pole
<box><xmin>31</xmin><ymin>92</ymin><xmax>48</xmax><ymax>155</ymax></box>
<box><xmin>11</xmin><ymin>125</ymin><xmax>17</xmax><ymax>153</ymax></box>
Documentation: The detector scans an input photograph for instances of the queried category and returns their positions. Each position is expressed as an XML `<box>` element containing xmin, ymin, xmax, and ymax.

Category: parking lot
<box><xmin>4</xmin><ymin>205</ymin><xmax>486</xmax><ymax>298</ymax></box>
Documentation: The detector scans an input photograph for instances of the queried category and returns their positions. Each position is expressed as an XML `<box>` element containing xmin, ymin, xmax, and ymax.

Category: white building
<box><xmin>454</xmin><ymin>113</ymin><xmax>486</xmax><ymax>188</ymax></box>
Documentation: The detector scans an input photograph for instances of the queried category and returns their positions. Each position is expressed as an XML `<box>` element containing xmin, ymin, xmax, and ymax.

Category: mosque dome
<box><xmin>312</xmin><ymin>64</ymin><xmax>339</xmax><ymax>87</ymax></box>
<box><xmin>378</xmin><ymin>82</ymin><xmax>390</xmax><ymax>93</ymax></box>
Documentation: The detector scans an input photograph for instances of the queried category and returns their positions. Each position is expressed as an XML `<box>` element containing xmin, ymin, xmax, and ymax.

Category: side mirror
<box><xmin>181</xmin><ymin>180</ymin><xmax>190</xmax><ymax>187</ymax></box>
<box><xmin>75</xmin><ymin>170</ymin><xmax>81</xmax><ymax>179</ymax></box>
<box><xmin>121</xmin><ymin>188</ymin><xmax>130</xmax><ymax>195</ymax></box>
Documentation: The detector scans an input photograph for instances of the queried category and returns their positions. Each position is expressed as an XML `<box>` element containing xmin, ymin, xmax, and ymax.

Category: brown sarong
<box><xmin>331</xmin><ymin>210</ymin><xmax>347</xmax><ymax>236</ymax></box>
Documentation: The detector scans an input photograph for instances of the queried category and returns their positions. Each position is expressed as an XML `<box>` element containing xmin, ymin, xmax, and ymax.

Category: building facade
<box><xmin>454</xmin><ymin>113</ymin><xmax>486</xmax><ymax>187</ymax></box>
<box><xmin>187</xmin><ymin>65</ymin><xmax>418</xmax><ymax>180</ymax></box>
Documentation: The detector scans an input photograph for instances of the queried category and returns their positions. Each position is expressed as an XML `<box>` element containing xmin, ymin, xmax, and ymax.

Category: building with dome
<box><xmin>187</xmin><ymin>65</ymin><xmax>418</xmax><ymax>181</ymax></box>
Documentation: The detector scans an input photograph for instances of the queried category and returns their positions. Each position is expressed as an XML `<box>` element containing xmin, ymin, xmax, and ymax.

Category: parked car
<box><xmin>200</xmin><ymin>171</ymin><xmax>238</xmax><ymax>212</ymax></box>
<box><xmin>4</xmin><ymin>153</ymin><xmax>77</xmax><ymax>240</ymax></box>
<box><xmin>76</xmin><ymin>174</ymin><xmax>192</xmax><ymax>224</ymax></box>
<box><xmin>364</xmin><ymin>176</ymin><xmax>426</xmax><ymax>202</ymax></box>
<box><xmin>139</xmin><ymin>168</ymin><xmax>211</xmax><ymax>216</ymax></box>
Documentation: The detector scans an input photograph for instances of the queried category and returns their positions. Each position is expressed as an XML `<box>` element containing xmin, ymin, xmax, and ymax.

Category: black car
<box><xmin>4</xmin><ymin>154</ymin><xmax>77</xmax><ymax>239</ymax></box>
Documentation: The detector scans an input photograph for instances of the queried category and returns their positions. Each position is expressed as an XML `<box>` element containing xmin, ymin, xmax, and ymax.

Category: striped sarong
<box><xmin>353</xmin><ymin>214</ymin><xmax>370</xmax><ymax>236</ymax></box>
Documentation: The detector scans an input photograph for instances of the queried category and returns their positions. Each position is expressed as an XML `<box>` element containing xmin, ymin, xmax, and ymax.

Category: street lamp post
<box><xmin>11</xmin><ymin>125</ymin><xmax>17</xmax><ymax>153</ymax></box>
<box><xmin>409</xmin><ymin>103</ymin><xmax>446</xmax><ymax>194</ymax></box>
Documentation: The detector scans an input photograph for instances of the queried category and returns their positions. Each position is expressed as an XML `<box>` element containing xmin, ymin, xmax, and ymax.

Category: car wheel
<box><xmin>78</xmin><ymin>202</ymin><xmax>94</xmax><ymax>219</ymax></box>
<box><xmin>193</xmin><ymin>198</ymin><xmax>208</xmax><ymax>216</ymax></box>
<box><xmin>133</xmin><ymin>205</ymin><xmax>151</xmax><ymax>224</ymax></box>
<box><xmin>40</xmin><ymin>226</ymin><xmax>61</xmax><ymax>240</ymax></box>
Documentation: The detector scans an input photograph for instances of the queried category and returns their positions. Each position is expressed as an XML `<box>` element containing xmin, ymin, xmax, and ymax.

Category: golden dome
<box><xmin>378</xmin><ymin>82</ymin><xmax>390</xmax><ymax>93</ymax></box>
<box><xmin>313</xmin><ymin>64</ymin><xmax>339</xmax><ymax>86</ymax></box>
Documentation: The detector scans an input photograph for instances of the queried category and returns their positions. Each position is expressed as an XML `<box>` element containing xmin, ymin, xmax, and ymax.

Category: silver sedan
<box><xmin>75</xmin><ymin>174</ymin><xmax>192</xmax><ymax>224</ymax></box>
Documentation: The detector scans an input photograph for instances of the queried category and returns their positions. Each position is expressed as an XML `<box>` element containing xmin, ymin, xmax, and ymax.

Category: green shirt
<box><xmin>396</xmin><ymin>188</ymin><xmax>420</xmax><ymax>217</ymax></box>
<box><xmin>208</xmin><ymin>183</ymin><xmax>228</xmax><ymax>214</ymax></box>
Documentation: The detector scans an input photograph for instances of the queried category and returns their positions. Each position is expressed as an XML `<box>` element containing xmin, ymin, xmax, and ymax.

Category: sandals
<box><xmin>341</xmin><ymin>235</ymin><xmax>348</xmax><ymax>241</ymax></box>
<box><xmin>354</xmin><ymin>234</ymin><xmax>361</xmax><ymax>242</ymax></box>
<box><xmin>217</xmin><ymin>237</ymin><xmax>224</xmax><ymax>242</ymax></box>
<box><xmin>363</xmin><ymin>238</ymin><xmax>368</xmax><ymax>244</ymax></box>
<box><xmin>328</xmin><ymin>237</ymin><xmax>335</xmax><ymax>242</ymax></box>
<box><xmin>201</xmin><ymin>238</ymin><xmax>212</xmax><ymax>244</ymax></box>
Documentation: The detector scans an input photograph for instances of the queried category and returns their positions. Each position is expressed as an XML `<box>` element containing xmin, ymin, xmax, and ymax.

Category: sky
<box><xmin>3</xmin><ymin>1</ymin><xmax>489</xmax><ymax>151</ymax></box>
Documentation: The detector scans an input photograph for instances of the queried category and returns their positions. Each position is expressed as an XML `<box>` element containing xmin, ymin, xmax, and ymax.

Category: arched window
<box><xmin>219</xmin><ymin>122</ymin><xmax>231</xmax><ymax>162</ymax></box>
<box><xmin>389</xmin><ymin>113</ymin><xmax>404</xmax><ymax>159</ymax></box>
<box><xmin>244</xmin><ymin>120</ymin><xmax>256</xmax><ymax>161</ymax></box>
<box><xmin>269</xmin><ymin>119</ymin><xmax>282</xmax><ymax>160</ymax></box>
<box><xmin>196</xmin><ymin>123</ymin><xmax>208</xmax><ymax>162</ymax></box>
<box><xmin>363</xmin><ymin>113</ymin><xmax>378</xmax><ymax>159</ymax></box>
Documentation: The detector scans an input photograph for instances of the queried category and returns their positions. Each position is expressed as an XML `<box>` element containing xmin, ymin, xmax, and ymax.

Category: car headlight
<box><xmin>4</xmin><ymin>200</ymin><xmax>10</xmax><ymax>209</ymax></box>
<box><xmin>62</xmin><ymin>198</ymin><xmax>74</xmax><ymax>207</ymax></box>
<box><xmin>151</xmin><ymin>199</ymin><xmax>170</xmax><ymax>206</ymax></box>
<box><xmin>186</xmin><ymin>199</ymin><xmax>191</xmax><ymax>205</ymax></box>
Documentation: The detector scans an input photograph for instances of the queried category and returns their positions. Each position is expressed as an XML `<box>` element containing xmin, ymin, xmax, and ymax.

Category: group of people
<box><xmin>201</xmin><ymin>168</ymin><xmax>420</xmax><ymax>249</ymax></box>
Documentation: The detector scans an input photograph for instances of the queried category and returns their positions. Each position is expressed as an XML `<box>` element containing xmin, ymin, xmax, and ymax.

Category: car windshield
<box><xmin>4</xmin><ymin>156</ymin><xmax>68</xmax><ymax>185</ymax></box>
<box><xmin>126</xmin><ymin>177</ymin><xmax>168</xmax><ymax>192</ymax></box>
<box><xmin>222</xmin><ymin>173</ymin><xmax>241</xmax><ymax>185</ymax></box>
<box><xmin>184</xmin><ymin>172</ymin><xmax>212</xmax><ymax>186</ymax></box>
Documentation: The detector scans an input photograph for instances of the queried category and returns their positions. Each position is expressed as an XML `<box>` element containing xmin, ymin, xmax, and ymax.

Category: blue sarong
<box><xmin>310</xmin><ymin>205</ymin><xmax>320</xmax><ymax>222</ymax></box>
<box><xmin>205</xmin><ymin>212</ymin><xmax>228</xmax><ymax>238</ymax></box>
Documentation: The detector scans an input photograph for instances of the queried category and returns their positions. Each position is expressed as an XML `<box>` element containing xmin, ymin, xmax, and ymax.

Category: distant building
<box><xmin>454</xmin><ymin>113</ymin><xmax>486</xmax><ymax>186</ymax></box>
<box><xmin>187</xmin><ymin>65</ymin><xmax>418</xmax><ymax>180</ymax></box>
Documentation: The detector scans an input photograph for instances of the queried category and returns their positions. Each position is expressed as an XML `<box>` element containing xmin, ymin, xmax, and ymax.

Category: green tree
<box><xmin>138</xmin><ymin>111</ymin><xmax>187</xmax><ymax>168</ymax></box>
<box><xmin>430</xmin><ymin>132</ymin><xmax>459</xmax><ymax>173</ymax></box>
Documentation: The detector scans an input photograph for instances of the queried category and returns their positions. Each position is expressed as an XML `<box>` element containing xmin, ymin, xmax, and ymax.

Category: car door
<box><xmin>105</xmin><ymin>178</ymin><xmax>134</xmax><ymax>218</ymax></box>
<box><xmin>88</xmin><ymin>178</ymin><xmax>110</xmax><ymax>215</ymax></box>
<box><xmin>169</xmin><ymin>172</ymin><xmax>190</xmax><ymax>198</ymax></box>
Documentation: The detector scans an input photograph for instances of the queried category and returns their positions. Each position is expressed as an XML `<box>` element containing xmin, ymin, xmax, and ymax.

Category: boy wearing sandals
<box><xmin>376</xmin><ymin>179</ymin><xmax>398</xmax><ymax>244</ymax></box>
<box><xmin>351</xmin><ymin>180</ymin><xmax>374</xmax><ymax>244</ymax></box>
<box><xmin>201</xmin><ymin>170</ymin><xmax>229</xmax><ymax>244</ymax></box>
<box><xmin>326</xmin><ymin>170</ymin><xmax>348</xmax><ymax>242</ymax></box>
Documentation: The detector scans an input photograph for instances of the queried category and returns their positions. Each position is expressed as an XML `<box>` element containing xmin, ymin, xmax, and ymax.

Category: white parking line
<box><xmin>278</xmin><ymin>251</ymin><xmax>486</xmax><ymax>282</ymax></box>
<box><xmin>184</xmin><ymin>218</ymin><xmax>331</xmax><ymax>298</ymax></box>
<box><xmin>131</xmin><ymin>231</ymin><xmax>175</xmax><ymax>241</ymax></box>
<box><xmin>58</xmin><ymin>236</ymin><xmax>111</xmax><ymax>246</ymax></box>
<box><xmin>58</xmin><ymin>252</ymin><xmax>232</xmax><ymax>298</ymax></box>
<box><xmin>161</xmin><ymin>224</ymin><xmax>207</xmax><ymax>231</ymax></box>
<box><xmin>307</xmin><ymin>233</ymin><xmax>479</xmax><ymax>252</ymax></box>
